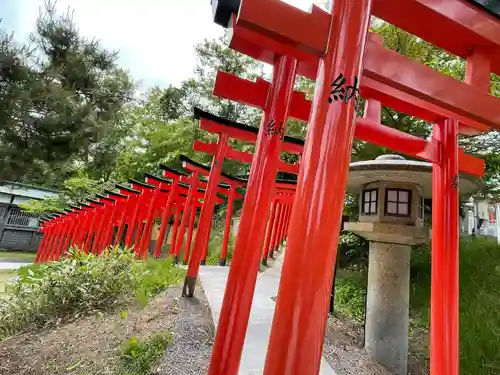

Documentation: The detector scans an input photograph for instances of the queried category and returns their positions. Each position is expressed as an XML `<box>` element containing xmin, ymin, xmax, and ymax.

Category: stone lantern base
<box><xmin>343</xmin><ymin>222</ymin><xmax>429</xmax><ymax>375</ymax></box>
<box><xmin>365</xmin><ymin>241</ymin><xmax>410</xmax><ymax>375</ymax></box>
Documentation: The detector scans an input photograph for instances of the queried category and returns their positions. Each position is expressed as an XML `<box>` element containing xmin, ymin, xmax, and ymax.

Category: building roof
<box><xmin>0</xmin><ymin>181</ymin><xmax>60</xmax><ymax>200</ymax></box>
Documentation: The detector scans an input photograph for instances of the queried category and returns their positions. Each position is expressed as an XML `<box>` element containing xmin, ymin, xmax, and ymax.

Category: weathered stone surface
<box><xmin>344</xmin><ymin>221</ymin><xmax>428</xmax><ymax>246</ymax></box>
<box><xmin>365</xmin><ymin>242</ymin><xmax>411</xmax><ymax>375</ymax></box>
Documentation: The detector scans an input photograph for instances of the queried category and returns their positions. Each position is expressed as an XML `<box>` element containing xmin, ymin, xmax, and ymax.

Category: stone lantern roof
<box><xmin>346</xmin><ymin>154</ymin><xmax>483</xmax><ymax>198</ymax></box>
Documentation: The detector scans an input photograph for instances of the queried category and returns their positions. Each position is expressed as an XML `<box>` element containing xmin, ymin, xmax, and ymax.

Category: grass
<box><xmin>411</xmin><ymin>237</ymin><xmax>500</xmax><ymax>375</ymax></box>
<box><xmin>0</xmin><ymin>251</ymin><xmax>36</xmax><ymax>262</ymax></box>
<box><xmin>334</xmin><ymin>236</ymin><xmax>500</xmax><ymax>375</ymax></box>
<box><xmin>118</xmin><ymin>333</ymin><xmax>172</xmax><ymax>375</ymax></box>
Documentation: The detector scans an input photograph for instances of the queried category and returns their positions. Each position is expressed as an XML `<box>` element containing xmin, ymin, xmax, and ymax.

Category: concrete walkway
<box><xmin>199</xmin><ymin>253</ymin><xmax>336</xmax><ymax>375</ymax></box>
<box><xmin>0</xmin><ymin>262</ymin><xmax>31</xmax><ymax>270</ymax></box>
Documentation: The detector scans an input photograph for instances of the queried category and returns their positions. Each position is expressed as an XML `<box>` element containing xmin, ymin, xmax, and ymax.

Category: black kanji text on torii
<box><xmin>328</xmin><ymin>73</ymin><xmax>360</xmax><ymax>110</ymax></box>
<box><xmin>266</xmin><ymin>119</ymin><xmax>285</xmax><ymax>140</ymax></box>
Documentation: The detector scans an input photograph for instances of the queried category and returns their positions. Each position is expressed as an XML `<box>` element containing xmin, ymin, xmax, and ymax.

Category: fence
<box><xmin>6</xmin><ymin>207</ymin><xmax>39</xmax><ymax>228</ymax></box>
<box><xmin>0</xmin><ymin>204</ymin><xmax>42</xmax><ymax>252</ymax></box>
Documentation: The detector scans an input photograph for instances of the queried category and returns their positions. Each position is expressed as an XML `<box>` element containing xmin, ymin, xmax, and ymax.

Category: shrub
<box><xmin>337</xmin><ymin>231</ymin><xmax>369</xmax><ymax>267</ymax></box>
<box><xmin>0</xmin><ymin>247</ymin><xmax>184</xmax><ymax>339</ymax></box>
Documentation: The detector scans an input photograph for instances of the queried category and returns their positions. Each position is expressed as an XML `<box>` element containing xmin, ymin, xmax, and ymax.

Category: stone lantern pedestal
<box><xmin>232</xmin><ymin>217</ymin><xmax>240</xmax><ymax>236</ymax></box>
<box><xmin>344</xmin><ymin>182</ymin><xmax>428</xmax><ymax>375</ymax></box>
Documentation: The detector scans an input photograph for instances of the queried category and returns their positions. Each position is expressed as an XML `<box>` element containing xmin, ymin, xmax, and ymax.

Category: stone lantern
<box><xmin>343</xmin><ymin>154</ymin><xmax>482</xmax><ymax>375</ymax></box>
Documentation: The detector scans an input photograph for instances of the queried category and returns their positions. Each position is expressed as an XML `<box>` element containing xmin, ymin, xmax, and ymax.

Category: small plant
<box><xmin>118</xmin><ymin>333</ymin><xmax>172</xmax><ymax>375</ymax></box>
<box><xmin>333</xmin><ymin>268</ymin><xmax>367</xmax><ymax>322</ymax></box>
<box><xmin>338</xmin><ymin>232</ymin><xmax>368</xmax><ymax>267</ymax></box>
<box><xmin>0</xmin><ymin>247</ymin><xmax>184</xmax><ymax>340</ymax></box>
<box><xmin>204</xmin><ymin>231</ymin><xmax>235</xmax><ymax>266</ymax></box>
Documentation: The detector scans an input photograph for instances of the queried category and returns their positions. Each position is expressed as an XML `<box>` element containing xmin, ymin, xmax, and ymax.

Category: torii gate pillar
<box><xmin>263</xmin><ymin>1</ymin><xmax>373</xmax><ymax>374</ymax></box>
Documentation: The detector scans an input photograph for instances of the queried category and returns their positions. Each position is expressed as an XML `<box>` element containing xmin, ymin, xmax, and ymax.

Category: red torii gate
<box><xmin>205</xmin><ymin>1</ymin><xmax>491</xmax><ymax>375</ymax></box>
<box><xmin>36</xmin><ymin>197</ymin><xmax>106</xmax><ymax>262</ymax></box>
<box><xmin>193</xmin><ymin>108</ymin><xmax>303</xmax><ymax>174</ymax></box>
<box><xmin>36</xmin><ymin>210</ymin><xmax>73</xmax><ymax>262</ymax></box>
<box><xmin>179</xmin><ymin>155</ymin><xmax>245</xmax><ymax>266</ymax></box>
<box><xmin>189</xmin><ymin>111</ymin><xmax>304</xmax><ymax>268</ymax></box>
<box><xmin>123</xmin><ymin>179</ymin><xmax>156</xmax><ymax>250</ymax></box>
<box><xmin>139</xmin><ymin>172</ymin><xmax>187</xmax><ymax>258</ymax></box>
<box><xmin>36</xmin><ymin>164</ymin><xmax>214</xmax><ymax>261</ymax></box>
<box><xmin>181</xmin><ymin>153</ymin><xmax>296</xmax><ymax>267</ymax></box>
<box><xmin>183</xmin><ymin>108</ymin><xmax>302</xmax><ymax>295</ymax></box>
<box><xmin>124</xmin><ymin>172</ymin><xmax>205</xmax><ymax>258</ymax></box>
<box><xmin>75</xmin><ymin>198</ymin><xmax>109</xmax><ymax>255</ymax></box>
<box><xmin>100</xmin><ymin>189</ymin><xmax>128</xmax><ymax>247</ymax></box>
<box><xmin>262</xmin><ymin>179</ymin><xmax>296</xmax><ymax>265</ymax></box>
<box><xmin>183</xmin><ymin>160</ymin><xmax>246</xmax><ymax>291</ymax></box>
<box><xmin>36</xmin><ymin>162</ymin><xmax>246</xmax><ymax>267</ymax></box>
<box><xmin>113</xmin><ymin>184</ymin><xmax>142</xmax><ymax>248</ymax></box>
<box><xmin>37</xmin><ymin>191</ymin><xmax>132</xmax><ymax>261</ymax></box>
<box><xmin>193</xmin><ymin>112</ymin><xmax>301</xmax><ymax>266</ymax></box>
<box><xmin>161</xmin><ymin>164</ymin><xmax>201</xmax><ymax>262</ymax></box>
<box><xmin>151</xmin><ymin>163</ymin><xmax>232</xmax><ymax>261</ymax></box>
<box><xmin>193</xmin><ymin>109</ymin><xmax>303</xmax><ymax>248</ymax></box>
<box><xmin>135</xmin><ymin>170</ymin><xmax>222</xmax><ymax>260</ymax></box>
<box><xmin>153</xmin><ymin>165</ymin><xmax>193</xmax><ymax>259</ymax></box>
<box><xmin>35</xmin><ymin>215</ymin><xmax>59</xmax><ymax>262</ymax></box>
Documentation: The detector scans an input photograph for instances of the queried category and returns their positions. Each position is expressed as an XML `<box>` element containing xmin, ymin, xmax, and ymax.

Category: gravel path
<box><xmin>153</xmin><ymin>285</ymin><xmax>427</xmax><ymax>375</ymax></box>
<box><xmin>156</xmin><ymin>287</ymin><xmax>214</xmax><ymax>375</ymax></box>
<box><xmin>322</xmin><ymin>315</ymin><xmax>392</xmax><ymax>375</ymax></box>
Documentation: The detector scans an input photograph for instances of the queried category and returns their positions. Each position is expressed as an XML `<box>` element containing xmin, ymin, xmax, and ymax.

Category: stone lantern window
<box><xmin>385</xmin><ymin>188</ymin><xmax>411</xmax><ymax>217</ymax></box>
<box><xmin>361</xmin><ymin>188</ymin><xmax>378</xmax><ymax>215</ymax></box>
<box><xmin>417</xmin><ymin>196</ymin><xmax>425</xmax><ymax>219</ymax></box>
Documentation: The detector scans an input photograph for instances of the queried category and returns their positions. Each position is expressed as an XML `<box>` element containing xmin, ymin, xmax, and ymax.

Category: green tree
<box><xmin>157</xmin><ymin>34</ymin><xmax>271</xmax><ymax>177</ymax></box>
<box><xmin>111</xmin><ymin>88</ymin><xmax>215</xmax><ymax>181</ymax></box>
<box><xmin>0</xmin><ymin>2</ymin><xmax>134</xmax><ymax>186</ymax></box>
<box><xmin>160</xmin><ymin>33</ymin><xmax>264</xmax><ymax>125</ymax></box>
<box><xmin>20</xmin><ymin>175</ymin><xmax>103</xmax><ymax>214</ymax></box>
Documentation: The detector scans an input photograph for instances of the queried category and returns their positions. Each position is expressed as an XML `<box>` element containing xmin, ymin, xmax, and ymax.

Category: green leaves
<box><xmin>20</xmin><ymin>174</ymin><xmax>106</xmax><ymax>214</ymax></box>
<box><xmin>0</xmin><ymin>2</ymin><xmax>134</xmax><ymax>184</ymax></box>
<box><xmin>0</xmin><ymin>247</ymin><xmax>184</xmax><ymax>339</ymax></box>
<box><xmin>159</xmin><ymin>34</ymin><xmax>262</xmax><ymax>125</ymax></box>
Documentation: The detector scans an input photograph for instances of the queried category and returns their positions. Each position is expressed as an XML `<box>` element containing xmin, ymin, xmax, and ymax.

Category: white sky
<box><xmin>1</xmin><ymin>0</ymin><xmax>317</xmax><ymax>91</ymax></box>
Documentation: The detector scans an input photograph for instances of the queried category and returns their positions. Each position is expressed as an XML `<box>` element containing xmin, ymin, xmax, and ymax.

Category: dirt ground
<box><xmin>323</xmin><ymin>314</ymin><xmax>429</xmax><ymax>375</ymax></box>
<box><xmin>0</xmin><ymin>282</ymin><xmax>429</xmax><ymax>375</ymax></box>
<box><xmin>0</xmin><ymin>286</ymin><xmax>215</xmax><ymax>375</ymax></box>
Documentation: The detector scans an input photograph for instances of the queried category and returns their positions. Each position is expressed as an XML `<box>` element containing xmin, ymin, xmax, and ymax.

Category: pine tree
<box><xmin>0</xmin><ymin>2</ymin><xmax>134</xmax><ymax>186</ymax></box>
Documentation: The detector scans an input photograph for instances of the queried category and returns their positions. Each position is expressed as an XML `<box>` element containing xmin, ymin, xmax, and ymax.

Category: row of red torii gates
<box><xmin>36</xmin><ymin>108</ymin><xmax>301</xmax><ymax>270</ymax></box>
<box><xmin>36</xmin><ymin>0</ymin><xmax>500</xmax><ymax>374</ymax></box>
